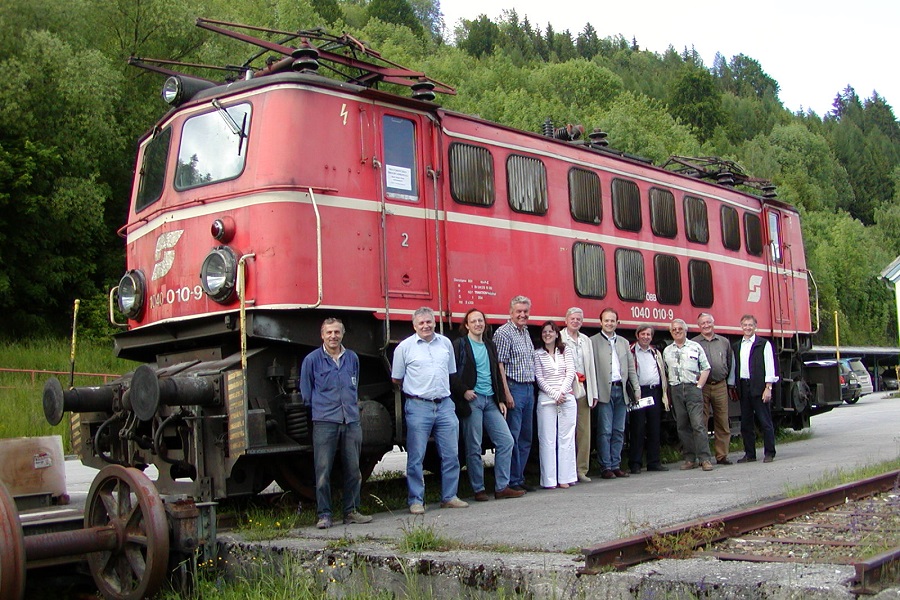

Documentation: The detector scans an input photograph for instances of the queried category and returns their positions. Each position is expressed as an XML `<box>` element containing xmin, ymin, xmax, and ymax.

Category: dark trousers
<box><xmin>738</xmin><ymin>380</ymin><xmax>776</xmax><ymax>458</ymax></box>
<box><xmin>628</xmin><ymin>384</ymin><xmax>664</xmax><ymax>469</ymax></box>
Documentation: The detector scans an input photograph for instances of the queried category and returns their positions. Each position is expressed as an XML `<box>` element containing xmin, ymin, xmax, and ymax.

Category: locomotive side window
<box><xmin>568</xmin><ymin>167</ymin><xmax>602</xmax><ymax>224</ymax></box>
<box><xmin>572</xmin><ymin>242</ymin><xmax>606</xmax><ymax>298</ymax></box>
<box><xmin>175</xmin><ymin>103</ymin><xmax>250</xmax><ymax>190</ymax></box>
<box><xmin>449</xmin><ymin>143</ymin><xmax>495</xmax><ymax>206</ymax></box>
<box><xmin>612</xmin><ymin>178</ymin><xmax>641</xmax><ymax>232</ymax></box>
<box><xmin>653</xmin><ymin>254</ymin><xmax>682</xmax><ymax>305</ymax></box>
<box><xmin>721</xmin><ymin>205</ymin><xmax>741</xmax><ymax>251</ymax></box>
<box><xmin>684</xmin><ymin>196</ymin><xmax>709</xmax><ymax>243</ymax></box>
<box><xmin>744</xmin><ymin>212</ymin><xmax>763</xmax><ymax>256</ymax></box>
<box><xmin>767</xmin><ymin>211</ymin><xmax>783</xmax><ymax>263</ymax></box>
<box><xmin>688</xmin><ymin>259</ymin><xmax>714</xmax><ymax>307</ymax></box>
<box><xmin>383</xmin><ymin>116</ymin><xmax>419</xmax><ymax>201</ymax></box>
<box><xmin>507</xmin><ymin>155</ymin><xmax>548</xmax><ymax>214</ymax></box>
<box><xmin>649</xmin><ymin>187</ymin><xmax>676</xmax><ymax>238</ymax></box>
<box><xmin>135</xmin><ymin>127</ymin><xmax>172</xmax><ymax>212</ymax></box>
<box><xmin>615</xmin><ymin>248</ymin><xmax>645</xmax><ymax>301</ymax></box>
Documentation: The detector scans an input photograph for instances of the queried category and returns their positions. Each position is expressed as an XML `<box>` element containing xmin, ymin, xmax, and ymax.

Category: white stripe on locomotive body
<box><xmin>126</xmin><ymin>302</ymin><xmax>781</xmax><ymax>337</ymax></box>
<box><xmin>126</xmin><ymin>189</ymin><xmax>807</xmax><ymax>283</ymax></box>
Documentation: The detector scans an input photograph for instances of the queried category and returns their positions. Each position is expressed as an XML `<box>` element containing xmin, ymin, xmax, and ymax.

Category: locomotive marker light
<box><xmin>211</xmin><ymin>216</ymin><xmax>236</xmax><ymax>242</ymax></box>
<box><xmin>200</xmin><ymin>246</ymin><xmax>238</xmax><ymax>303</ymax></box>
<box><xmin>116</xmin><ymin>270</ymin><xmax>146</xmax><ymax>320</ymax></box>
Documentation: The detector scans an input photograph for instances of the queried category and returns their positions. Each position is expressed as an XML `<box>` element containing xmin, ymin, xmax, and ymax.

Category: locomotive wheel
<box><xmin>0</xmin><ymin>481</ymin><xmax>26</xmax><ymax>600</ymax></box>
<box><xmin>85</xmin><ymin>465</ymin><xmax>169</xmax><ymax>600</ymax></box>
<box><xmin>274</xmin><ymin>459</ymin><xmax>316</xmax><ymax>502</ymax></box>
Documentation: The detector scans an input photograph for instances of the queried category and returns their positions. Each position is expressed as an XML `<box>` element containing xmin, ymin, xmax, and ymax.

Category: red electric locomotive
<box><xmin>44</xmin><ymin>20</ymin><xmax>841</xmax><ymax>508</ymax></box>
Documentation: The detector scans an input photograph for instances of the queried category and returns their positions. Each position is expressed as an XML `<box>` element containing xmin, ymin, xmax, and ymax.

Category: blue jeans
<box><xmin>312</xmin><ymin>421</ymin><xmax>362</xmax><ymax>519</ymax></box>
<box><xmin>460</xmin><ymin>393</ymin><xmax>515</xmax><ymax>492</ymax></box>
<box><xmin>597</xmin><ymin>384</ymin><xmax>627</xmax><ymax>470</ymax></box>
<box><xmin>506</xmin><ymin>380</ymin><xmax>535</xmax><ymax>487</ymax></box>
<box><xmin>404</xmin><ymin>397</ymin><xmax>460</xmax><ymax>505</ymax></box>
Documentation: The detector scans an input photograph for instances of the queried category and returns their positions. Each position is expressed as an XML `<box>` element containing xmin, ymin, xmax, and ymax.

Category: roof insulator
<box><xmin>291</xmin><ymin>43</ymin><xmax>320</xmax><ymax>72</ymax></box>
<box><xmin>411</xmin><ymin>79</ymin><xmax>436</xmax><ymax>101</ymax></box>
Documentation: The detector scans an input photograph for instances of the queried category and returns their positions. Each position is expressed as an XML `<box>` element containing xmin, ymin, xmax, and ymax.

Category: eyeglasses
<box><xmin>671</xmin><ymin>328</ymin><xmax>685</xmax><ymax>332</ymax></box>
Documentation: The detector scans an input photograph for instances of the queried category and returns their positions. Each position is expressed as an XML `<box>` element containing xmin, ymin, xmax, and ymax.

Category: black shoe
<box><xmin>520</xmin><ymin>483</ymin><xmax>538</xmax><ymax>492</ymax></box>
<box><xmin>510</xmin><ymin>484</ymin><xmax>526</xmax><ymax>492</ymax></box>
<box><xmin>736</xmin><ymin>455</ymin><xmax>757</xmax><ymax>463</ymax></box>
<box><xmin>763</xmin><ymin>455</ymin><xmax>775</xmax><ymax>463</ymax></box>
<box><xmin>647</xmin><ymin>465</ymin><xmax>669</xmax><ymax>472</ymax></box>
<box><xmin>600</xmin><ymin>469</ymin><xmax>615</xmax><ymax>479</ymax></box>
<box><xmin>717</xmin><ymin>458</ymin><xmax>733</xmax><ymax>465</ymax></box>
<box><xmin>629</xmin><ymin>466</ymin><xmax>641</xmax><ymax>475</ymax></box>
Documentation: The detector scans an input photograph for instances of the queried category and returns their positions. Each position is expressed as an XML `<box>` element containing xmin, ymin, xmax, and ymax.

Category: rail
<box><xmin>0</xmin><ymin>368</ymin><xmax>119</xmax><ymax>386</ymax></box>
<box><xmin>581</xmin><ymin>469</ymin><xmax>900</xmax><ymax>592</ymax></box>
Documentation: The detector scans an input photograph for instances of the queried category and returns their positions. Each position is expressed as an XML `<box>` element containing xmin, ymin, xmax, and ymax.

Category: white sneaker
<box><xmin>440</xmin><ymin>496</ymin><xmax>469</xmax><ymax>509</ymax></box>
<box><xmin>409</xmin><ymin>503</ymin><xmax>425</xmax><ymax>514</ymax></box>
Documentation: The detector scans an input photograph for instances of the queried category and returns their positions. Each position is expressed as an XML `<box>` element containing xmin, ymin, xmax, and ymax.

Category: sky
<box><xmin>439</xmin><ymin>0</ymin><xmax>898</xmax><ymax>117</ymax></box>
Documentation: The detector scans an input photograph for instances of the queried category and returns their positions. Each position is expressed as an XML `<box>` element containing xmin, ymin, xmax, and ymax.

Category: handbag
<box><xmin>573</xmin><ymin>372</ymin><xmax>586</xmax><ymax>398</ymax></box>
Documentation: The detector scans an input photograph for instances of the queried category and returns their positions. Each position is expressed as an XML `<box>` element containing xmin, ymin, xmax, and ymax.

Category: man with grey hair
<box><xmin>494</xmin><ymin>295</ymin><xmax>537</xmax><ymax>492</ymax></box>
<box><xmin>627</xmin><ymin>323</ymin><xmax>669</xmax><ymax>473</ymax></box>
<box><xmin>392</xmin><ymin>307</ymin><xmax>468</xmax><ymax>514</ymax></box>
<box><xmin>662</xmin><ymin>318</ymin><xmax>713</xmax><ymax>471</ymax></box>
<box><xmin>693</xmin><ymin>312</ymin><xmax>734</xmax><ymax>465</ymax></box>
<box><xmin>561</xmin><ymin>307</ymin><xmax>598</xmax><ymax>482</ymax></box>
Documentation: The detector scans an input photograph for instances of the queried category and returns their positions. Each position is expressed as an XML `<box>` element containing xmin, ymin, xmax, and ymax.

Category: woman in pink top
<box><xmin>533</xmin><ymin>321</ymin><xmax>577</xmax><ymax>489</ymax></box>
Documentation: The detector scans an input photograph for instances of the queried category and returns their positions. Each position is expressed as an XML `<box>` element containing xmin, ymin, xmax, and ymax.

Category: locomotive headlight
<box><xmin>162</xmin><ymin>75</ymin><xmax>217</xmax><ymax>107</ymax></box>
<box><xmin>161</xmin><ymin>77</ymin><xmax>182</xmax><ymax>105</ymax></box>
<box><xmin>117</xmin><ymin>270</ymin><xmax>146</xmax><ymax>319</ymax></box>
<box><xmin>200</xmin><ymin>246</ymin><xmax>238</xmax><ymax>303</ymax></box>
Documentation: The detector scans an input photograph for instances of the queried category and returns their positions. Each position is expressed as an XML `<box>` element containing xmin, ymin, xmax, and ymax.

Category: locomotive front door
<box><xmin>765</xmin><ymin>208</ymin><xmax>793</xmax><ymax>331</ymax></box>
<box><xmin>378</xmin><ymin>113</ymin><xmax>435</xmax><ymax>299</ymax></box>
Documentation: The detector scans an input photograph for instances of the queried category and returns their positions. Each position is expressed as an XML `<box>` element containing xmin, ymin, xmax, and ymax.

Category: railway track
<box><xmin>580</xmin><ymin>469</ymin><xmax>900</xmax><ymax>593</ymax></box>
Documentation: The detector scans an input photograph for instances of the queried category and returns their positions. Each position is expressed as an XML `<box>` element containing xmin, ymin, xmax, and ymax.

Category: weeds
<box><xmin>646</xmin><ymin>521</ymin><xmax>725</xmax><ymax>559</ymax></box>
<box><xmin>237</xmin><ymin>505</ymin><xmax>310</xmax><ymax>541</ymax></box>
<box><xmin>783</xmin><ymin>457</ymin><xmax>900</xmax><ymax>497</ymax></box>
<box><xmin>398</xmin><ymin>519</ymin><xmax>460</xmax><ymax>553</ymax></box>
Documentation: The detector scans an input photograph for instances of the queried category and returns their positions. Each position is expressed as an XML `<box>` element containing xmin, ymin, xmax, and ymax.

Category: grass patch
<box><xmin>0</xmin><ymin>338</ymin><xmax>133</xmax><ymax>452</ymax></box>
<box><xmin>784</xmin><ymin>456</ymin><xmax>900</xmax><ymax>497</ymax></box>
<box><xmin>237</xmin><ymin>505</ymin><xmax>311</xmax><ymax>541</ymax></box>
<box><xmin>398</xmin><ymin>520</ymin><xmax>460</xmax><ymax>552</ymax></box>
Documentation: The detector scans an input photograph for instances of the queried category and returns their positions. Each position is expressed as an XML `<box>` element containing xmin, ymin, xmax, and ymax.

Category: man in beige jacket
<box><xmin>561</xmin><ymin>307</ymin><xmax>599</xmax><ymax>482</ymax></box>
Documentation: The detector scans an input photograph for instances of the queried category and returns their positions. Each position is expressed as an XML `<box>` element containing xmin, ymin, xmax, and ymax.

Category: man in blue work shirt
<box><xmin>392</xmin><ymin>307</ymin><xmax>468</xmax><ymax>514</ymax></box>
<box><xmin>301</xmin><ymin>317</ymin><xmax>373</xmax><ymax>529</ymax></box>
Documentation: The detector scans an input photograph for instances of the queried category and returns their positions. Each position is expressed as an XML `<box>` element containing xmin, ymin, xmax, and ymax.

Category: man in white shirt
<box><xmin>730</xmin><ymin>314</ymin><xmax>778</xmax><ymax>463</ymax></box>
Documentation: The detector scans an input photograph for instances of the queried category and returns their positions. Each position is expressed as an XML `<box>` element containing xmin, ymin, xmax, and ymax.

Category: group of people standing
<box><xmin>299</xmin><ymin>301</ymin><xmax>780</xmax><ymax>527</ymax></box>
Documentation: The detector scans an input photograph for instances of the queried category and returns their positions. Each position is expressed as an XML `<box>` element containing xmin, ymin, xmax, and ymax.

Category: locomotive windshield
<box><xmin>135</xmin><ymin>127</ymin><xmax>171</xmax><ymax>213</ymax></box>
<box><xmin>175</xmin><ymin>102</ymin><xmax>251</xmax><ymax>190</ymax></box>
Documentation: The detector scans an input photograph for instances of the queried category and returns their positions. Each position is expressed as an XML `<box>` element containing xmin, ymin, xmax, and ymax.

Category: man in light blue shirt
<box><xmin>392</xmin><ymin>307</ymin><xmax>468</xmax><ymax>514</ymax></box>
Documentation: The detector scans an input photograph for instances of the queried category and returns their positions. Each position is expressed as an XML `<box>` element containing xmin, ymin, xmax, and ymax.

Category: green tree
<box><xmin>803</xmin><ymin>210</ymin><xmax>894</xmax><ymax>345</ymax></box>
<box><xmin>367</xmin><ymin>0</ymin><xmax>424</xmax><ymax>37</ymax></box>
<box><xmin>597</xmin><ymin>92</ymin><xmax>700</xmax><ymax>163</ymax></box>
<box><xmin>576</xmin><ymin>23</ymin><xmax>600</xmax><ymax>60</ymax></box>
<box><xmin>667</xmin><ymin>66</ymin><xmax>724</xmax><ymax>142</ymax></box>
<box><xmin>457</xmin><ymin>14</ymin><xmax>500</xmax><ymax>58</ymax></box>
